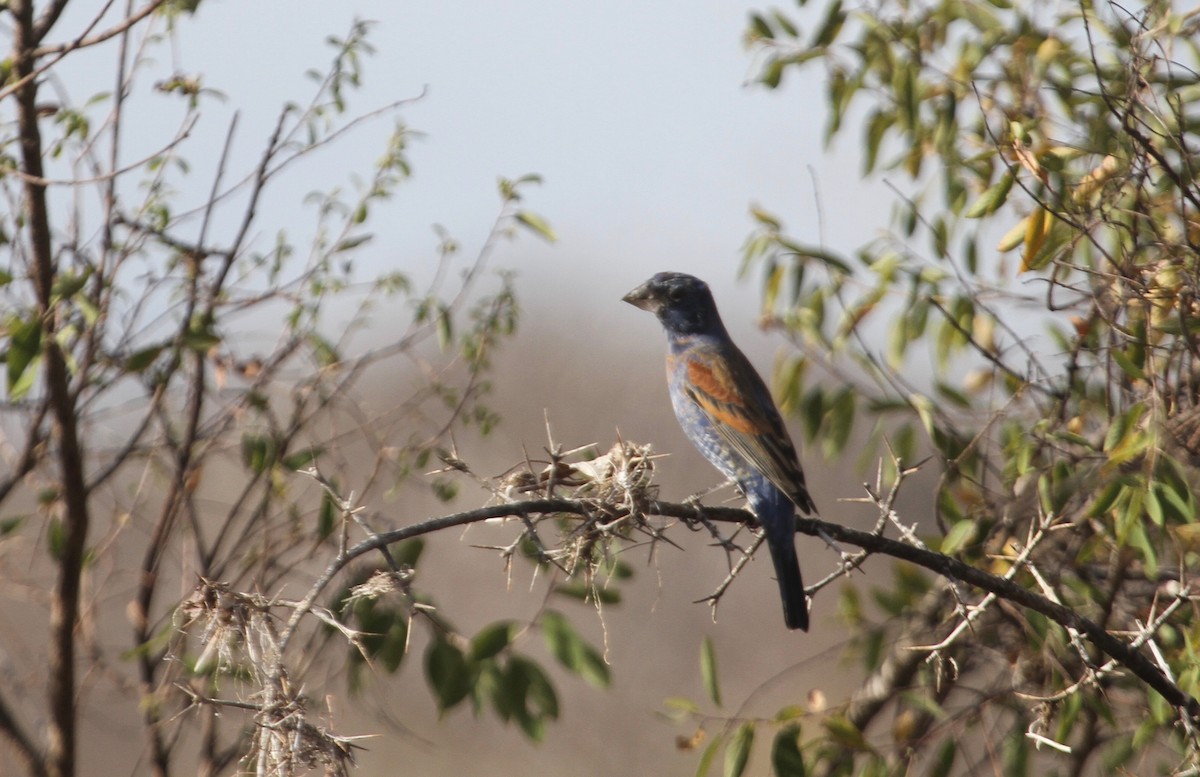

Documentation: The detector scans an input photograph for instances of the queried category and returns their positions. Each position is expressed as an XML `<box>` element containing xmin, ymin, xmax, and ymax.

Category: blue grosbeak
<box><xmin>624</xmin><ymin>272</ymin><xmax>814</xmax><ymax>630</ymax></box>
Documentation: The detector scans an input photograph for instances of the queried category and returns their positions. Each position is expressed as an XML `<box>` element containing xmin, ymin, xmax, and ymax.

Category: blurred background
<box><xmin>26</xmin><ymin>1</ymin><xmax>904</xmax><ymax>774</ymax></box>
<box><xmin>12</xmin><ymin>1</ymin><xmax>1198</xmax><ymax>774</ymax></box>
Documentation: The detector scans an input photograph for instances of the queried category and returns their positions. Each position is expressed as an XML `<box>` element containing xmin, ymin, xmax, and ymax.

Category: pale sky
<box><xmin>123</xmin><ymin>0</ymin><xmax>885</xmax><ymax>333</ymax></box>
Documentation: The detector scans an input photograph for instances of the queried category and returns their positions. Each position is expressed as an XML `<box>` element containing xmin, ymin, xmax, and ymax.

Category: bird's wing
<box><xmin>681</xmin><ymin>345</ymin><xmax>816</xmax><ymax>514</ymax></box>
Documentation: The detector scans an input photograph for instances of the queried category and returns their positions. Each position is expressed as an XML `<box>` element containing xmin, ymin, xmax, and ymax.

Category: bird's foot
<box><xmin>683</xmin><ymin>478</ymin><xmax>738</xmax><ymax>507</ymax></box>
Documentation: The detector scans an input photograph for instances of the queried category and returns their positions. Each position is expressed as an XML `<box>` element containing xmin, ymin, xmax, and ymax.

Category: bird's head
<box><xmin>622</xmin><ymin>272</ymin><xmax>726</xmax><ymax>337</ymax></box>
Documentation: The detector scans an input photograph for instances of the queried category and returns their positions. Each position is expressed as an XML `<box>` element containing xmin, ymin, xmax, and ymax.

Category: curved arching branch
<box><xmin>280</xmin><ymin>496</ymin><xmax>1200</xmax><ymax>720</ymax></box>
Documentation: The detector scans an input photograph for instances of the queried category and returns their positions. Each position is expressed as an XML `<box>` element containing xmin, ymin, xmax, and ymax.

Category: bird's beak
<box><xmin>622</xmin><ymin>280</ymin><xmax>659</xmax><ymax>312</ymax></box>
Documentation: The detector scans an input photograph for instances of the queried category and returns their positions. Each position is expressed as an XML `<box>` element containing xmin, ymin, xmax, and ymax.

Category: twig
<box><xmin>696</xmin><ymin>533</ymin><xmax>765</xmax><ymax>622</ymax></box>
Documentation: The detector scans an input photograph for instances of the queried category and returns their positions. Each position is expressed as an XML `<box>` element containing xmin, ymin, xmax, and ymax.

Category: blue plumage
<box><xmin>624</xmin><ymin>272</ymin><xmax>815</xmax><ymax>631</ymax></box>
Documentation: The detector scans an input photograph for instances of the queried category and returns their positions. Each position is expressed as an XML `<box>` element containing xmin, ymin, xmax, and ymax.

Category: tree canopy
<box><xmin>721</xmin><ymin>0</ymin><xmax>1200</xmax><ymax>774</ymax></box>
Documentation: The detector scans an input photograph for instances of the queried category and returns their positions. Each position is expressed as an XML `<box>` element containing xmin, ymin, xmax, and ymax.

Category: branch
<box><xmin>11</xmin><ymin>4</ymin><xmax>94</xmax><ymax>776</ymax></box>
<box><xmin>793</xmin><ymin>511</ymin><xmax>1200</xmax><ymax>719</ymax></box>
<box><xmin>32</xmin><ymin>0</ymin><xmax>70</xmax><ymax>42</ymax></box>
<box><xmin>0</xmin><ymin>0</ymin><xmax>116</xmax><ymax>104</ymax></box>
<box><xmin>0</xmin><ymin>397</ymin><xmax>49</xmax><ymax>506</ymax></box>
<box><xmin>0</xmin><ymin>112</ymin><xmax>197</xmax><ymax>186</ymax></box>
<box><xmin>31</xmin><ymin>0</ymin><xmax>168</xmax><ymax>58</ymax></box>
<box><xmin>927</xmin><ymin>296</ymin><xmax>1060</xmax><ymax>400</ymax></box>
<box><xmin>272</xmin><ymin>495</ymin><xmax>1200</xmax><ymax>721</ymax></box>
<box><xmin>0</xmin><ymin>689</ymin><xmax>46</xmax><ymax>777</ymax></box>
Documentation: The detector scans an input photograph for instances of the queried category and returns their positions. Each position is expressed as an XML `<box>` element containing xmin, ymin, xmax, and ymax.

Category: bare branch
<box><xmin>31</xmin><ymin>0</ymin><xmax>168</xmax><ymax>58</ymax></box>
<box><xmin>0</xmin><ymin>689</ymin><xmax>46</xmax><ymax>777</ymax></box>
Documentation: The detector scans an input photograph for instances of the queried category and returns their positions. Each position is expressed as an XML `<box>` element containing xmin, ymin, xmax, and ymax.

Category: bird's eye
<box><xmin>667</xmin><ymin>287</ymin><xmax>684</xmax><ymax>302</ymax></box>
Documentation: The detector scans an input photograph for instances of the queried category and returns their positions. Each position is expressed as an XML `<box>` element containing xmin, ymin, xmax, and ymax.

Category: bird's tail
<box><xmin>768</xmin><ymin>534</ymin><xmax>808</xmax><ymax>631</ymax></box>
<box><xmin>753</xmin><ymin>486</ymin><xmax>809</xmax><ymax>631</ymax></box>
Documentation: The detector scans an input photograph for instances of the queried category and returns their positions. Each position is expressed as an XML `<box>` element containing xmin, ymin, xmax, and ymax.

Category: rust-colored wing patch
<box><xmin>686</xmin><ymin>358</ymin><xmax>738</xmax><ymax>401</ymax></box>
<box><xmin>686</xmin><ymin>359</ymin><xmax>761</xmax><ymax>435</ymax></box>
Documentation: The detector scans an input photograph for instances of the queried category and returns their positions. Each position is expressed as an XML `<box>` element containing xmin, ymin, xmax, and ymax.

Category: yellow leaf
<box><xmin>1020</xmin><ymin>207</ymin><xmax>1054</xmax><ymax>271</ymax></box>
<box><xmin>1036</xmin><ymin>36</ymin><xmax>1062</xmax><ymax>66</ymax></box>
<box><xmin>1073</xmin><ymin>154</ymin><xmax>1119</xmax><ymax>203</ymax></box>
<box><xmin>996</xmin><ymin>216</ymin><xmax>1028</xmax><ymax>252</ymax></box>
<box><xmin>1169</xmin><ymin>524</ymin><xmax>1200</xmax><ymax>554</ymax></box>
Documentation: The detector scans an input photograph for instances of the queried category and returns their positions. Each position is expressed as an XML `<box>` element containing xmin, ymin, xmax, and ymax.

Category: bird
<box><xmin>623</xmin><ymin>272</ymin><xmax>815</xmax><ymax>631</ymax></box>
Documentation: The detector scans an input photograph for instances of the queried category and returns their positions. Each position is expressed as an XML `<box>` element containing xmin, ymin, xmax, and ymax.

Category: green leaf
<box><xmin>1103</xmin><ymin>403</ymin><xmax>1148</xmax><ymax>460</ymax></box>
<box><xmin>554</xmin><ymin>582</ymin><xmax>621</xmax><ymax>604</ymax></box>
<box><xmin>308</xmin><ymin>333</ymin><xmax>340</xmax><ymax>367</ymax></box>
<box><xmin>760</xmin><ymin>58</ymin><xmax>785</xmax><ymax>89</ymax></box>
<box><xmin>542</xmin><ymin>610</ymin><xmax>611</xmax><ymax>688</ymax></box>
<box><xmin>7</xmin><ymin>351</ymin><xmax>39</xmax><ymax>401</ymax></box>
<box><xmin>778</xmin><ymin>240</ymin><xmax>853</xmax><ymax>274</ymax></box>
<box><xmin>281</xmin><ymin>447</ymin><xmax>322</xmax><ymax>472</ymax></box>
<box><xmin>333</xmin><ymin>234</ymin><xmax>373</xmax><ymax>253</ymax></box>
<box><xmin>47</xmin><ymin>516</ymin><xmax>65</xmax><ymax>561</ymax></box>
<box><xmin>800</xmin><ymin>387</ymin><xmax>826</xmax><ymax>439</ymax></box>
<box><xmin>425</xmin><ymin>638</ymin><xmax>470</xmax><ymax>713</ymax></box>
<box><xmin>6</xmin><ymin>315</ymin><xmax>41</xmax><ymax>397</ymax></box>
<box><xmin>701</xmin><ymin>636</ymin><xmax>721</xmax><ymax>707</ymax></box>
<box><xmin>724</xmin><ymin>721</ymin><xmax>754</xmax><ymax>777</ymax></box>
<box><xmin>182</xmin><ymin>318</ymin><xmax>221</xmax><ymax>352</ymax></box>
<box><xmin>696</xmin><ymin>734</ymin><xmax>722</xmax><ymax>777</ymax></box>
<box><xmin>470</xmin><ymin>621</ymin><xmax>514</xmax><ymax>661</ymax></box>
<box><xmin>1146</xmin><ymin>487</ymin><xmax>1164</xmax><ymax>527</ymax></box>
<box><xmin>514</xmin><ymin>211</ymin><xmax>557</xmax><ymax>242</ymax></box>
<box><xmin>771</xmin><ymin>724</ymin><xmax>806</xmax><ymax>777</ymax></box>
<box><xmin>378</xmin><ymin>617</ymin><xmax>409</xmax><ymax>673</ymax></box>
<box><xmin>125</xmin><ymin>344</ymin><xmax>166</xmax><ymax>373</ymax></box>
<box><xmin>435</xmin><ymin>305</ymin><xmax>452</xmax><ymax>352</ymax></box>
<box><xmin>864</xmin><ymin>110</ymin><xmax>894</xmax><ymax>174</ymax></box>
<box><xmin>929</xmin><ymin>738</ymin><xmax>957</xmax><ymax>777</ymax></box>
<box><xmin>393</xmin><ymin>538</ymin><xmax>425</xmax><ymax>567</ymax></box>
<box><xmin>0</xmin><ymin>515</ymin><xmax>26</xmax><ymax>537</ymax></box>
<box><xmin>931</xmin><ymin>216</ymin><xmax>949</xmax><ymax>258</ymax></box>
<box><xmin>317</xmin><ymin>489</ymin><xmax>336</xmax><ymax>540</ymax></box>
<box><xmin>775</xmin><ymin>356</ymin><xmax>806</xmax><ymax>415</ymax></box>
<box><xmin>772</xmin><ymin>10</ymin><xmax>798</xmax><ymax>37</ymax></box>
<box><xmin>810</xmin><ymin>0</ymin><xmax>845</xmax><ymax>47</ymax></box>
<box><xmin>1084</xmin><ymin>477</ymin><xmax>1118</xmax><ymax>518</ymax></box>
<box><xmin>504</xmin><ymin>656</ymin><xmax>559</xmax><ymax>741</ymax></box>
<box><xmin>1157</xmin><ymin>476</ymin><xmax>1194</xmax><ymax>522</ymax></box>
<box><xmin>518</xmin><ymin>658</ymin><xmax>559</xmax><ymax>719</ymax></box>
<box><xmin>1127</xmin><ymin>519</ymin><xmax>1158</xmax><ymax>579</ymax></box>
<box><xmin>940</xmin><ymin>518</ymin><xmax>977</xmax><ymax>555</ymax></box>
<box><xmin>965</xmin><ymin>170</ymin><xmax>1015</xmax><ymax>218</ymax></box>
<box><xmin>822</xmin><ymin>716</ymin><xmax>872</xmax><ymax>752</ymax></box>
<box><xmin>664</xmin><ymin>696</ymin><xmax>702</xmax><ymax>715</ymax></box>
<box><xmin>1111</xmin><ymin>347</ymin><xmax>1146</xmax><ymax>381</ymax></box>
<box><xmin>962</xmin><ymin>1</ymin><xmax>1001</xmax><ymax>30</ymax></box>
<box><xmin>240</xmin><ymin>433</ymin><xmax>275</xmax><ymax>474</ymax></box>
<box><xmin>935</xmin><ymin>380</ymin><xmax>971</xmax><ymax>409</ymax></box>
<box><xmin>910</xmin><ymin>393</ymin><xmax>935</xmax><ymax>439</ymax></box>
<box><xmin>822</xmin><ymin>388</ymin><xmax>855</xmax><ymax>458</ymax></box>
<box><xmin>774</xmin><ymin>705</ymin><xmax>806</xmax><ymax>723</ymax></box>
<box><xmin>749</xmin><ymin>13</ymin><xmax>774</xmax><ymax>40</ymax></box>
<box><xmin>51</xmin><ymin>269</ymin><xmax>92</xmax><ymax>301</ymax></box>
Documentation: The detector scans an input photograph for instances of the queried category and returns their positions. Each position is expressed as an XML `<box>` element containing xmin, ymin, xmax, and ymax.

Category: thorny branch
<box><xmin>240</xmin><ymin>442</ymin><xmax>1200</xmax><ymax>732</ymax></box>
<box><xmin>163</xmin><ymin>421</ymin><xmax>1200</xmax><ymax>777</ymax></box>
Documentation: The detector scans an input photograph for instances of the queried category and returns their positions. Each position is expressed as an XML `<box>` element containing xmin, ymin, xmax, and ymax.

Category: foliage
<box><xmin>694</xmin><ymin>0</ymin><xmax>1200</xmax><ymax>774</ymax></box>
<box><xmin>0</xmin><ymin>4</ymin><xmax>568</xmax><ymax>777</ymax></box>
